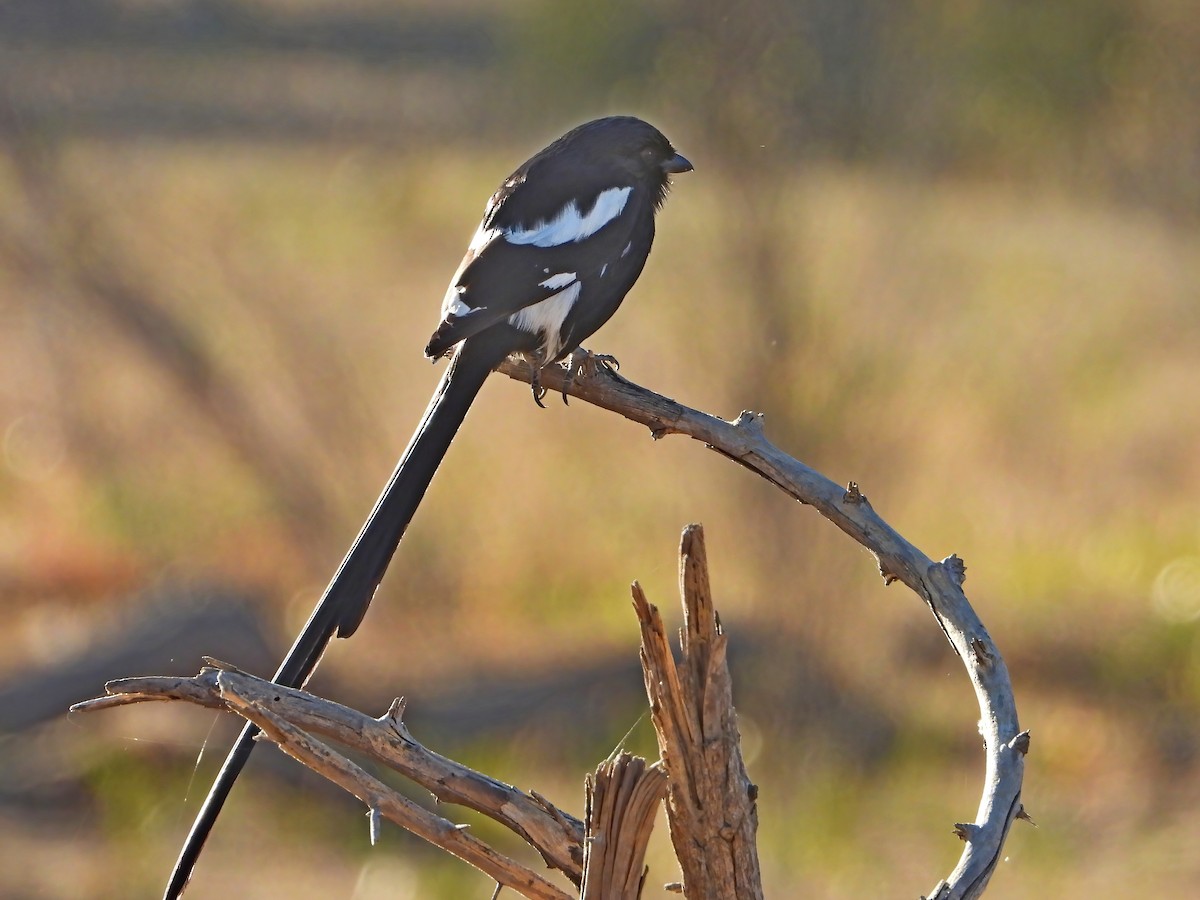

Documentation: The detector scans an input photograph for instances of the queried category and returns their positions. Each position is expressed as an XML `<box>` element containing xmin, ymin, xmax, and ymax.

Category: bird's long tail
<box><xmin>163</xmin><ymin>331</ymin><xmax>517</xmax><ymax>899</ymax></box>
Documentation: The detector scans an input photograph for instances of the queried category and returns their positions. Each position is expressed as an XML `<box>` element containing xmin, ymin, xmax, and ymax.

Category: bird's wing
<box><xmin>424</xmin><ymin>173</ymin><xmax>641</xmax><ymax>357</ymax></box>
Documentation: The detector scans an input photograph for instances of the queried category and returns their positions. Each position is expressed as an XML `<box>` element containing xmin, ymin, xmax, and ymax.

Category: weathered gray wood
<box><xmin>73</xmin><ymin>664</ymin><xmax>584</xmax><ymax>891</ymax></box>
<box><xmin>500</xmin><ymin>357</ymin><xmax>1025</xmax><ymax>900</ymax></box>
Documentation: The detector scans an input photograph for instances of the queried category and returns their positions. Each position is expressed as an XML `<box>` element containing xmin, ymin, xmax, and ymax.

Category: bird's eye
<box><xmin>640</xmin><ymin>146</ymin><xmax>657</xmax><ymax>161</ymax></box>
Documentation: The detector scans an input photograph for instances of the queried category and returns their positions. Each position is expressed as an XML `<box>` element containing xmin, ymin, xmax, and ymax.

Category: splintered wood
<box><xmin>580</xmin><ymin>754</ymin><xmax>668</xmax><ymax>900</ymax></box>
<box><xmin>633</xmin><ymin>524</ymin><xmax>764</xmax><ymax>900</ymax></box>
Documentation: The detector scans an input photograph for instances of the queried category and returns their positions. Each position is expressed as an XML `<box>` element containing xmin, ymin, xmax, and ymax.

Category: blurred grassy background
<box><xmin>2</xmin><ymin>1</ymin><xmax>1199</xmax><ymax>897</ymax></box>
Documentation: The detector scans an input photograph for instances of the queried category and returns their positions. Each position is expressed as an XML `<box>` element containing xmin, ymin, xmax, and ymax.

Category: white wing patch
<box><xmin>504</xmin><ymin>186</ymin><xmax>632</xmax><ymax>248</ymax></box>
<box><xmin>539</xmin><ymin>272</ymin><xmax>577</xmax><ymax>290</ymax></box>
<box><xmin>441</xmin><ymin>284</ymin><xmax>472</xmax><ymax>319</ymax></box>
<box><xmin>509</xmin><ymin>280</ymin><xmax>582</xmax><ymax>362</ymax></box>
<box><xmin>439</xmin><ymin>221</ymin><xmax>504</xmax><ymax>319</ymax></box>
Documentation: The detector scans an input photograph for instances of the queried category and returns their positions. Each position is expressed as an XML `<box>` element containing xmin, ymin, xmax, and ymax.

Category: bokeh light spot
<box><xmin>1151</xmin><ymin>557</ymin><xmax>1200</xmax><ymax>623</ymax></box>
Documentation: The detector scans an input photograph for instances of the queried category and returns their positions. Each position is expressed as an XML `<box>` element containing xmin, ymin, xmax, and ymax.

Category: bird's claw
<box><xmin>560</xmin><ymin>348</ymin><xmax>622</xmax><ymax>403</ymax></box>
<box><xmin>530</xmin><ymin>366</ymin><xmax>548</xmax><ymax>408</ymax></box>
<box><xmin>527</xmin><ymin>349</ymin><xmax>619</xmax><ymax>407</ymax></box>
<box><xmin>573</xmin><ymin>348</ymin><xmax>620</xmax><ymax>378</ymax></box>
<box><xmin>567</xmin><ymin>347</ymin><xmax>620</xmax><ymax>379</ymax></box>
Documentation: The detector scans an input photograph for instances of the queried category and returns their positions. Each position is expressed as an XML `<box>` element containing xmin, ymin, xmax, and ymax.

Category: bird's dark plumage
<box><xmin>425</xmin><ymin>116</ymin><xmax>691</xmax><ymax>364</ymax></box>
<box><xmin>164</xmin><ymin>116</ymin><xmax>689</xmax><ymax>899</ymax></box>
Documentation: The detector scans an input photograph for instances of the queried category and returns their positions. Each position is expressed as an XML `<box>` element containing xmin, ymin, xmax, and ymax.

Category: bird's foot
<box><xmin>565</xmin><ymin>347</ymin><xmax>620</xmax><ymax>386</ymax></box>
<box><xmin>568</xmin><ymin>347</ymin><xmax>620</xmax><ymax>379</ymax></box>
<box><xmin>559</xmin><ymin>348</ymin><xmax>621</xmax><ymax>405</ymax></box>
<box><xmin>530</xmin><ymin>365</ymin><xmax>549</xmax><ymax>408</ymax></box>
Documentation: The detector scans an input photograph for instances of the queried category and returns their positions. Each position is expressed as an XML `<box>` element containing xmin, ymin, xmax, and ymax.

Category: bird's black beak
<box><xmin>661</xmin><ymin>153</ymin><xmax>693</xmax><ymax>175</ymax></box>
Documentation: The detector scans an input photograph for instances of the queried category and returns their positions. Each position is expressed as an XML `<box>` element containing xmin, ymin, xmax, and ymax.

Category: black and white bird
<box><xmin>165</xmin><ymin>116</ymin><xmax>691</xmax><ymax>897</ymax></box>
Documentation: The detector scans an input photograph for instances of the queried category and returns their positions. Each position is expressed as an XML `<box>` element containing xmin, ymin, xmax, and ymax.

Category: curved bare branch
<box><xmin>498</xmin><ymin>356</ymin><xmax>1026</xmax><ymax>900</ymax></box>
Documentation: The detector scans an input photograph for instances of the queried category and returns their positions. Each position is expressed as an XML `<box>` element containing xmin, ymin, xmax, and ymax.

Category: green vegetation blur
<box><xmin>2</xmin><ymin>1</ymin><xmax>1198</xmax><ymax>897</ymax></box>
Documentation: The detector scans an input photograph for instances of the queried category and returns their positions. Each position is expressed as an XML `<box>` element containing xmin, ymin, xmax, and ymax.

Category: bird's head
<box><xmin>552</xmin><ymin>116</ymin><xmax>692</xmax><ymax>203</ymax></box>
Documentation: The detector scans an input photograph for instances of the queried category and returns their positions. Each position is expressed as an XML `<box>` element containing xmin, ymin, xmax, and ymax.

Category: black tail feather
<box><xmin>162</xmin><ymin>332</ymin><xmax>516</xmax><ymax>899</ymax></box>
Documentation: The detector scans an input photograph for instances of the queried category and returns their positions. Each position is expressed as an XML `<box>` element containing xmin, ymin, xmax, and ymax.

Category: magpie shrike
<box><xmin>164</xmin><ymin>116</ymin><xmax>691</xmax><ymax>897</ymax></box>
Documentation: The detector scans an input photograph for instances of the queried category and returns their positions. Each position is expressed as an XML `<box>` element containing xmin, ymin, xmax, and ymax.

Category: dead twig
<box><xmin>72</xmin><ymin>663</ymin><xmax>584</xmax><ymax>888</ymax></box>
<box><xmin>499</xmin><ymin>357</ymin><xmax>1024</xmax><ymax>900</ymax></box>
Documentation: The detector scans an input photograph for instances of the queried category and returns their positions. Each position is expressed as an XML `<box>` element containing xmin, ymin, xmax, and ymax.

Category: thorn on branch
<box><xmin>942</xmin><ymin>554</ymin><xmax>967</xmax><ymax>586</ymax></box>
<box><xmin>1009</xmin><ymin>730</ymin><xmax>1031</xmax><ymax>756</ymax></box>
<box><xmin>385</xmin><ymin>696</ymin><xmax>408</xmax><ymax>723</ymax></box>
<box><xmin>1015</xmin><ymin>805</ymin><xmax>1038</xmax><ymax>827</ymax></box>
<box><xmin>952</xmin><ymin>822</ymin><xmax>977</xmax><ymax>842</ymax></box>
<box><xmin>842</xmin><ymin>481</ymin><xmax>865</xmax><ymax>504</ymax></box>
<box><xmin>382</xmin><ymin>696</ymin><xmax>415</xmax><ymax>740</ymax></box>
<box><xmin>731</xmin><ymin>410</ymin><xmax>765</xmax><ymax>435</ymax></box>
